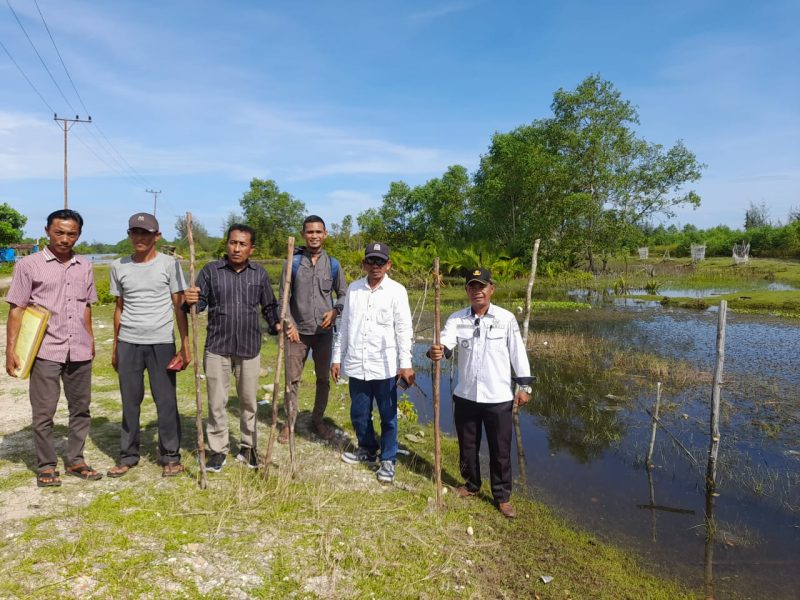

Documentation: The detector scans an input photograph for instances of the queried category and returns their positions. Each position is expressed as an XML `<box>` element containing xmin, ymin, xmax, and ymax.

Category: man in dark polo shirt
<box><xmin>5</xmin><ymin>209</ymin><xmax>101</xmax><ymax>486</ymax></box>
<box><xmin>278</xmin><ymin>215</ymin><xmax>347</xmax><ymax>443</ymax></box>
<box><xmin>184</xmin><ymin>224</ymin><xmax>280</xmax><ymax>471</ymax></box>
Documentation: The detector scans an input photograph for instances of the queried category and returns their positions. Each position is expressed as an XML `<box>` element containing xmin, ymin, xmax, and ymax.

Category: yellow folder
<box><xmin>12</xmin><ymin>305</ymin><xmax>50</xmax><ymax>379</ymax></box>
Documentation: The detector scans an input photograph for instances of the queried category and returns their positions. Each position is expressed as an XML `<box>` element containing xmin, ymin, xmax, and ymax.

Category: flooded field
<box><xmin>407</xmin><ymin>301</ymin><xmax>800</xmax><ymax>599</ymax></box>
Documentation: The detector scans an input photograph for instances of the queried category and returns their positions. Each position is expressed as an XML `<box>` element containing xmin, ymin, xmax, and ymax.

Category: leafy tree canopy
<box><xmin>0</xmin><ymin>203</ymin><xmax>27</xmax><ymax>246</ymax></box>
<box><xmin>239</xmin><ymin>178</ymin><xmax>305</xmax><ymax>256</ymax></box>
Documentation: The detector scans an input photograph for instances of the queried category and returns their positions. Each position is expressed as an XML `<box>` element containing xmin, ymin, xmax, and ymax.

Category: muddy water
<box><xmin>407</xmin><ymin>305</ymin><xmax>800</xmax><ymax>599</ymax></box>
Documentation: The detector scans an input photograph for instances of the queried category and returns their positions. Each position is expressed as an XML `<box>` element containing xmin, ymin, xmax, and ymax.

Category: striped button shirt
<box><xmin>6</xmin><ymin>247</ymin><xmax>97</xmax><ymax>363</ymax></box>
<box><xmin>190</xmin><ymin>259</ymin><xmax>279</xmax><ymax>359</ymax></box>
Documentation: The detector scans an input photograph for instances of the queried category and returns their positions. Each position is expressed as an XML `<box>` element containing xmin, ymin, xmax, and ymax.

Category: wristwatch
<box><xmin>518</xmin><ymin>385</ymin><xmax>532</xmax><ymax>394</ymax></box>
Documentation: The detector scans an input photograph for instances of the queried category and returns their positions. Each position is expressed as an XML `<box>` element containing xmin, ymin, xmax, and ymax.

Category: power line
<box><xmin>31</xmin><ymin>0</ymin><xmax>156</xmax><ymax>188</ymax></box>
<box><xmin>6</xmin><ymin>0</ymin><xmax>78</xmax><ymax>115</ymax></box>
<box><xmin>0</xmin><ymin>37</ymin><xmax>57</xmax><ymax>114</ymax></box>
<box><xmin>32</xmin><ymin>0</ymin><xmax>90</xmax><ymax>116</ymax></box>
<box><xmin>54</xmin><ymin>113</ymin><xmax>92</xmax><ymax>209</ymax></box>
<box><xmin>4</xmin><ymin>0</ymin><xmax>159</xmax><ymax>191</ymax></box>
<box><xmin>146</xmin><ymin>189</ymin><xmax>162</xmax><ymax>216</ymax></box>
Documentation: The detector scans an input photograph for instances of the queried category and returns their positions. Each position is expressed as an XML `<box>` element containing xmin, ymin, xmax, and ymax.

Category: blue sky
<box><xmin>1</xmin><ymin>0</ymin><xmax>798</xmax><ymax>244</ymax></box>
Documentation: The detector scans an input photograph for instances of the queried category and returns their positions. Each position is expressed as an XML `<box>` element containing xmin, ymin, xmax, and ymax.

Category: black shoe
<box><xmin>206</xmin><ymin>453</ymin><xmax>227</xmax><ymax>473</ymax></box>
<box><xmin>236</xmin><ymin>447</ymin><xmax>259</xmax><ymax>469</ymax></box>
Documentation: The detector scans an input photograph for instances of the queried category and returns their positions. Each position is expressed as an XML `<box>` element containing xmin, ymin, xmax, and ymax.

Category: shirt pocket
<box><xmin>376</xmin><ymin>308</ymin><xmax>394</xmax><ymax>326</ymax></box>
<box><xmin>319</xmin><ymin>276</ymin><xmax>333</xmax><ymax>294</ymax></box>
<box><xmin>245</xmin><ymin>282</ymin><xmax>261</xmax><ymax>306</ymax></box>
<box><xmin>486</xmin><ymin>327</ymin><xmax>506</xmax><ymax>345</ymax></box>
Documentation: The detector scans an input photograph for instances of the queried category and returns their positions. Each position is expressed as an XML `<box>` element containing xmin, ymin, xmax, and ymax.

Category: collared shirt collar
<box><xmin>42</xmin><ymin>246</ymin><xmax>79</xmax><ymax>265</ymax></box>
<box><xmin>219</xmin><ymin>257</ymin><xmax>254</xmax><ymax>271</ymax></box>
<box><xmin>470</xmin><ymin>303</ymin><xmax>495</xmax><ymax>319</ymax></box>
<box><xmin>361</xmin><ymin>274</ymin><xmax>389</xmax><ymax>291</ymax></box>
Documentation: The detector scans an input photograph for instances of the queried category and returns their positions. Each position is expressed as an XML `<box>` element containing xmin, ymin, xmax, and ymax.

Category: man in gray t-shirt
<box><xmin>107</xmin><ymin>213</ymin><xmax>190</xmax><ymax>478</ymax></box>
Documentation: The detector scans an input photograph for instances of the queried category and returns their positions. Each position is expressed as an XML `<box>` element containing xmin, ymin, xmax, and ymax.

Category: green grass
<box><xmin>0</xmin><ymin>298</ymin><xmax>699</xmax><ymax>599</ymax></box>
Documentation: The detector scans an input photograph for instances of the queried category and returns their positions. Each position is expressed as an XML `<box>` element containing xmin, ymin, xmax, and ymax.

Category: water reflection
<box><xmin>408</xmin><ymin>322</ymin><xmax>800</xmax><ymax>600</ymax></box>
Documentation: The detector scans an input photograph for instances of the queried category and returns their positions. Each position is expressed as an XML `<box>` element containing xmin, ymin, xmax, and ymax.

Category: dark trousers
<box><xmin>29</xmin><ymin>358</ymin><xmax>93</xmax><ymax>471</ymax></box>
<box><xmin>453</xmin><ymin>395</ymin><xmax>514</xmax><ymax>503</ymax></box>
<box><xmin>284</xmin><ymin>331</ymin><xmax>333</xmax><ymax>425</ymax></box>
<box><xmin>348</xmin><ymin>377</ymin><xmax>398</xmax><ymax>462</ymax></box>
<box><xmin>116</xmin><ymin>341</ymin><xmax>181</xmax><ymax>466</ymax></box>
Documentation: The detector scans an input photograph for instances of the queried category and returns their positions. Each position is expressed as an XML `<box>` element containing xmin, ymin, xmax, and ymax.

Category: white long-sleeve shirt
<box><xmin>332</xmin><ymin>275</ymin><xmax>413</xmax><ymax>381</ymax></box>
<box><xmin>440</xmin><ymin>303</ymin><xmax>532</xmax><ymax>403</ymax></box>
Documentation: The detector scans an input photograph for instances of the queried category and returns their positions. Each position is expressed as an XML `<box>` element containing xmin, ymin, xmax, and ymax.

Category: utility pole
<box><xmin>146</xmin><ymin>188</ymin><xmax>162</xmax><ymax>216</ymax></box>
<box><xmin>54</xmin><ymin>114</ymin><xmax>91</xmax><ymax>209</ymax></box>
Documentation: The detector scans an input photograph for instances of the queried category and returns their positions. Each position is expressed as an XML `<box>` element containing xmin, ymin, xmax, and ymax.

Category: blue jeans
<box><xmin>348</xmin><ymin>377</ymin><xmax>398</xmax><ymax>462</ymax></box>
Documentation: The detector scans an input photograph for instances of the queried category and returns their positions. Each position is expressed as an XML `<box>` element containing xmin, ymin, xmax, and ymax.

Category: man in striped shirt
<box><xmin>184</xmin><ymin>224</ymin><xmax>280</xmax><ymax>472</ymax></box>
<box><xmin>5</xmin><ymin>209</ymin><xmax>102</xmax><ymax>487</ymax></box>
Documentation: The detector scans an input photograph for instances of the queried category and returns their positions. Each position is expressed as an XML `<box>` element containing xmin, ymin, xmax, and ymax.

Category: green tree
<box><xmin>0</xmin><ymin>203</ymin><xmax>27</xmax><ymax>246</ymax></box>
<box><xmin>358</xmin><ymin>166</ymin><xmax>473</xmax><ymax>249</ymax></box>
<box><xmin>744</xmin><ymin>201</ymin><xmax>770</xmax><ymax>230</ymax></box>
<box><xmin>239</xmin><ymin>178</ymin><xmax>305</xmax><ymax>255</ymax></box>
<box><xmin>548</xmin><ymin>75</ymin><xmax>704</xmax><ymax>271</ymax></box>
<box><xmin>174</xmin><ymin>215</ymin><xmax>218</xmax><ymax>253</ymax></box>
<box><xmin>472</xmin><ymin>75</ymin><xmax>704</xmax><ymax>271</ymax></box>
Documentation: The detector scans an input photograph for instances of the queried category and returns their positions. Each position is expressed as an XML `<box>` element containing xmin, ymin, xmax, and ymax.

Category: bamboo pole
<box><xmin>263</xmin><ymin>236</ymin><xmax>295</xmax><ymax>479</ymax></box>
<box><xmin>645</xmin><ymin>382</ymin><xmax>662</xmax><ymax>469</ymax></box>
<box><xmin>706</xmin><ymin>300</ymin><xmax>727</xmax><ymax>488</ymax></box>
<box><xmin>432</xmin><ymin>257</ymin><xmax>442</xmax><ymax>510</ymax></box>
<box><xmin>186</xmin><ymin>213</ymin><xmax>207</xmax><ymax>490</ymax></box>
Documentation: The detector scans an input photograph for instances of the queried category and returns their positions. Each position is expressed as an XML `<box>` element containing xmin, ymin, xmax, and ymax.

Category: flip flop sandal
<box><xmin>162</xmin><ymin>463</ymin><xmax>185</xmax><ymax>477</ymax></box>
<box><xmin>278</xmin><ymin>425</ymin><xmax>290</xmax><ymax>444</ymax></box>
<box><xmin>107</xmin><ymin>464</ymin><xmax>134</xmax><ymax>478</ymax></box>
<box><xmin>36</xmin><ymin>469</ymin><xmax>62</xmax><ymax>488</ymax></box>
<box><xmin>66</xmin><ymin>463</ymin><xmax>103</xmax><ymax>480</ymax></box>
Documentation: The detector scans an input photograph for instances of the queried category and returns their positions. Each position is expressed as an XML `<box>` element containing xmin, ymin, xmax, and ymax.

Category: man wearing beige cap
<box><xmin>107</xmin><ymin>212</ymin><xmax>190</xmax><ymax>478</ymax></box>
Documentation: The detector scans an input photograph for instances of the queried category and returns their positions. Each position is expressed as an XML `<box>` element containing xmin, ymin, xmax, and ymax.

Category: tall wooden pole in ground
<box><xmin>54</xmin><ymin>114</ymin><xmax>91</xmax><ymax>209</ymax></box>
<box><xmin>706</xmin><ymin>300</ymin><xmax>727</xmax><ymax>488</ymax></box>
<box><xmin>186</xmin><ymin>213</ymin><xmax>207</xmax><ymax>489</ymax></box>
<box><xmin>263</xmin><ymin>237</ymin><xmax>295</xmax><ymax>479</ymax></box>
<box><xmin>704</xmin><ymin>299</ymin><xmax>726</xmax><ymax>600</ymax></box>
<box><xmin>645</xmin><ymin>382</ymin><xmax>662</xmax><ymax>470</ymax></box>
<box><xmin>432</xmin><ymin>257</ymin><xmax>443</xmax><ymax>510</ymax></box>
<box><xmin>514</xmin><ymin>238</ymin><xmax>540</xmax><ymax>477</ymax></box>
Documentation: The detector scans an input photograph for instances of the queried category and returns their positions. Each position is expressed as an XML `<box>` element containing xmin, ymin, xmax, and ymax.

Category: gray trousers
<box><xmin>203</xmin><ymin>351</ymin><xmax>260</xmax><ymax>455</ymax></box>
<box><xmin>116</xmin><ymin>341</ymin><xmax>181</xmax><ymax>466</ymax></box>
<box><xmin>284</xmin><ymin>331</ymin><xmax>333</xmax><ymax>426</ymax></box>
<box><xmin>29</xmin><ymin>358</ymin><xmax>93</xmax><ymax>471</ymax></box>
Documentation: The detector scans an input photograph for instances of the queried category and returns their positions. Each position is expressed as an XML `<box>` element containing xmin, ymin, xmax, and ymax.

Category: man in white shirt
<box><xmin>427</xmin><ymin>268</ymin><xmax>533</xmax><ymax>518</ymax></box>
<box><xmin>331</xmin><ymin>242</ymin><xmax>415</xmax><ymax>484</ymax></box>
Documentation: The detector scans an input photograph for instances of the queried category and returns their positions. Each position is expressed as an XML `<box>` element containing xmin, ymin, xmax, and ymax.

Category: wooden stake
<box><xmin>432</xmin><ymin>257</ymin><xmax>442</xmax><ymax>510</ymax></box>
<box><xmin>520</xmin><ymin>239</ymin><xmax>541</xmax><ymax>345</ymax></box>
<box><xmin>513</xmin><ymin>238</ymin><xmax>540</xmax><ymax>475</ymax></box>
<box><xmin>706</xmin><ymin>300</ymin><xmax>727</xmax><ymax>488</ymax></box>
<box><xmin>186</xmin><ymin>212</ymin><xmax>207</xmax><ymax>489</ymax></box>
<box><xmin>645</xmin><ymin>382</ymin><xmax>662</xmax><ymax>469</ymax></box>
<box><xmin>263</xmin><ymin>236</ymin><xmax>295</xmax><ymax>479</ymax></box>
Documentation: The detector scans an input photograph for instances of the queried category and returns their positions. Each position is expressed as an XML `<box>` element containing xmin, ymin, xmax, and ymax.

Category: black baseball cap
<box><xmin>365</xmin><ymin>242</ymin><xmax>390</xmax><ymax>260</ymax></box>
<box><xmin>466</xmin><ymin>268</ymin><xmax>493</xmax><ymax>285</ymax></box>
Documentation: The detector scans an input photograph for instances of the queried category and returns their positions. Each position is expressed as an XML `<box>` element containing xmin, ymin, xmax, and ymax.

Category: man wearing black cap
<box><xmin>331</xmin><ymin>242</ymin><xmax>415</xmax><ymax>484</ymax></box>
<box><xmin>427</xmin><ymin>268</ymin><xmax>533</xmax><ymax>518</ymax></box>
<box><xmin>107</xmin><ymin>212</ymin><xmax>190</xmax><ymax>478</ymax></box>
